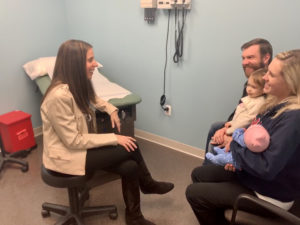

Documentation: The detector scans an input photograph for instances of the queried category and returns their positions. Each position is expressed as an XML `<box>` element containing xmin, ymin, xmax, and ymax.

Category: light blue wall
<box><xmin>0</xmin><ymin>0</ymin><xmax>68</xmax><ymax>127</ymax></box>
<box><xmin>1</xmin><ymin>0</ymin><xmax>299</xmax><ymax>150</ymax></box>
<box><xmin>64</xmin><ymin>0</ymin><xmax>300</xmax><ymax>149</ymax></box>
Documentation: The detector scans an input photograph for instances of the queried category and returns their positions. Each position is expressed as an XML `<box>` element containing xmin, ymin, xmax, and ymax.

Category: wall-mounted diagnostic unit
<box><xmin>141</xmin><ymin>0</ymin><xmax>191</xmax><ymax>9</ymax></box>
<box><xmin>141</xmin><ymin>0</ymin><xmax>191</xmax><ymax>22</ymax></box>
<box><xmin>140</xmin><ymin>0</ymin><xmax>192</xmax><ymax>115</ymax></box>
<box><xmin>157</xmin><ymin>0</ymin><xmax>191</xmax><ymax>9</ymax></box>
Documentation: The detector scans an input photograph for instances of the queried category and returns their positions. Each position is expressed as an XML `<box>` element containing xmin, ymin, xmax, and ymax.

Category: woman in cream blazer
<box><xmin>41</xmin><ymin>40</ymin><xmax>174</xmax><ymax>225</ymax></box>
<box><xmin>41</xmin><ymin>83</ymin><xmax>118</xmax><ymax>175</ymax></box>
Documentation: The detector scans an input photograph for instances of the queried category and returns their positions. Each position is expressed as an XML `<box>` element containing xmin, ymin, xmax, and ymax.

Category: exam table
<box><xmin>35</xmin><ymin>74</ymin><xmax>141</xmax><ymax>137</ymax></box>
<box><xmin>23</xmin><ymin>57</ymin><xmax>141</xmax><ymax>137</ymax></box>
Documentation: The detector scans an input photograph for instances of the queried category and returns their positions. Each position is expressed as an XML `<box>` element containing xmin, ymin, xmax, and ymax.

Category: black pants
<box><xmin>85</xmin><ymin>144</ymin><xmax>144</xmax><ymax>179</ymax></box>
<box><xmin>186</xmin><ymin>165</ymin><xmax>259</xmax><ymax>225</ymax></box>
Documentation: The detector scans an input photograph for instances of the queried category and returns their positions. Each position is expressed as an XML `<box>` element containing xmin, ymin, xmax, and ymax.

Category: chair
<box><xmin>0</xmin><ymin>135</ymin><xmax>29</xmax><ymax>172</ymax></box>
<box><xmin>224</xmin><ymin>194</ymin><xmax>300</xmax><ymax>225</ymax></box>
<box><xmin>41</xmin><ymin>165</ymin><xmax>119</xmax><ymax>225</ymax></box>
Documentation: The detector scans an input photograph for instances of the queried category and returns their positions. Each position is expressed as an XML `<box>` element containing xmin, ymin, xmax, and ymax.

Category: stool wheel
<box><xmin>21</xmin><ymin>165</ymin><xmax>29</xmax><ymax>172</ymax></box>
<box><xmin>109</xmin><ymin>212</ymin><xmax>118</xmax><ymax>220</ymax></box>
<box><xmin>41</xmin><ymin>209</ymin><xmax>50</xmax><ymax>218</ymax></box>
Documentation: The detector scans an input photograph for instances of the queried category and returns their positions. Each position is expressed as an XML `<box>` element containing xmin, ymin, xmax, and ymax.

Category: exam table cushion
<box><xmin>35</xmin><ymin>75</ymin><xmax>141</xmax><ymax>107</ymax></box>
<box><xmin>24</xmin><ymin>57</ymin><xmax>141</xmax><ymax>107</ymax></box>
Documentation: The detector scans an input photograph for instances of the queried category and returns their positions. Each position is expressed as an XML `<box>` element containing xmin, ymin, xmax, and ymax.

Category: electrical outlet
<box><xmin>164</xmin><ymin>105</ymin><xmax>172</xmax><ymax>116</ymax></box>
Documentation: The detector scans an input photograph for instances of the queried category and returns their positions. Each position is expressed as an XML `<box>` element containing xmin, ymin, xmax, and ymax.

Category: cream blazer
<box><xmin>41</xmin><ymin>84</ymin><xmax>118</xmax><ymax>175</ymax></box>
<box><xmin>226</xmin><ymin>96</ymin><xmax>265</xmax><ymax>135</ymax></box>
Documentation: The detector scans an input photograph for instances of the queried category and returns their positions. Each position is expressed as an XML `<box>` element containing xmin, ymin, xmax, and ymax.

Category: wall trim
<box><xmin>135</xmin><ymin>129</ymin><xmax>204</xmax><ymax>160</ymax></box>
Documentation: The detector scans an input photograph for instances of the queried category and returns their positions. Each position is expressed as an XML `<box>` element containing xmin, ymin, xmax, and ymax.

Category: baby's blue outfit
<box><xmin>206</xmin><ymin>128</ymin><xmax>246</xmax><ymax>168</ymax></box>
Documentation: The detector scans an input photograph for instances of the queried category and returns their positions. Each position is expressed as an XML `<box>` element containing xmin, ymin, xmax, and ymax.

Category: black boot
<box><xmin>122</xmin><ymin>177</ymin><xmax>156</xmax><ymax>225</ymax></box>
<box><xmin>140</xmin><ymin>180</ymin><xmax>174</xmax><ymax>195</ymax></box>
<box><xmin>138</xmin><ymin>159</ymin><xmax>174</xmax><ymax>195</ymax></box>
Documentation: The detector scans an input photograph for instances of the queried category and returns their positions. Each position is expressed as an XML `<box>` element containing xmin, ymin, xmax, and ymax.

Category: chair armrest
<box><xmin>230</xmin><ymin>194</ymin><xmax>300</xmax><ymax>225</ymax></box>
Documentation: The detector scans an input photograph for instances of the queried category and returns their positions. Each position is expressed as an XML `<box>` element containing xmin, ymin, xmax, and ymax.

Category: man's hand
<box><xmin>224</xmin><ymin>122</ymin><xmax>232</xmax><ymax>128</ymax></box>
<box><xmin>211</xmin><ymin>127</ymin><xmax>227</xmax><ymax>145</ymax></box>
<box><xmin>110</xmin><ymin>110</ymin><xmax>121</xmax><ymax>133</ymax></box>
<box><xmin>224</xmin><ymin>163</ymin><xmax>236</xmax><ymax>172</ymax></box>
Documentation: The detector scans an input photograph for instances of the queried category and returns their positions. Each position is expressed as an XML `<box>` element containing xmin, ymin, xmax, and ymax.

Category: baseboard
<box><xmin>135</xmin><ymin>129</ymin><xmax>205</xmax><ymax>159</ymax></box>
<box><xmin>33</xmin><ymin>126</ymin><xmax>43</xmax><ymax>137</ymax></box>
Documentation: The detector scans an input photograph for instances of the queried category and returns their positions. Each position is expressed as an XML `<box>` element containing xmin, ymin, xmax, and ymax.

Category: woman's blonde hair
<box><xmin>259</xmin><ymin>49</ymin><xmax>300</xmax><ymax>117</ymax></box>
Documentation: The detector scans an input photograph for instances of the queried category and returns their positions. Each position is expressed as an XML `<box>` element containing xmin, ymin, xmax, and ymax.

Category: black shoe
<box><xmin>141</xmin><ymin>181</ymin><xmax>174</xmax><ymax>194</ymax></box>
<box><xmin>126</xmin><ymin>214</ymin><xmax>156</xmax><ymax>225</ymax></box>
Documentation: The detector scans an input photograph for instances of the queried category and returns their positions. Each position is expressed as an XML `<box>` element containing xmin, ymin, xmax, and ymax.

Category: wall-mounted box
<box><xmin>141</xmin><ymin>0</ymin><xmax>157</xmax><ymax>8</ymax></box>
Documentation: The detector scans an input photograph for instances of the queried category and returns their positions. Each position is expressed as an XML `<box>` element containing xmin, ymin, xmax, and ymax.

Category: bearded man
<box><xmin>204</xmin><ymin>38</ymin><xmax>273</xmax><ymax>164</ymax></box>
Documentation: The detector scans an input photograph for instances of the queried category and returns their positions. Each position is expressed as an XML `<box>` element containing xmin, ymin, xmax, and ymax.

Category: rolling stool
<box><xmin>41</xmin><ymin>165</ymin><xmax>118</xmax><ymax>225</ymax></box>
<box><xmin>0</xmin><ymin>135</ymin><xmax>29</xmax><ymax>172</ymax></box>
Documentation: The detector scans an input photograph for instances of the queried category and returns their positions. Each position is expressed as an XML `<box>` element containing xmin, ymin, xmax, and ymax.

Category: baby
<box><xmin>206</xmin><ymin>124</ymin><xmax>270</xmax><ymax>169</ymax></box>
<box><xmin>211</xmin><ymin>68</ymin><xmax>267</xmax><ymax>145</ymax></box>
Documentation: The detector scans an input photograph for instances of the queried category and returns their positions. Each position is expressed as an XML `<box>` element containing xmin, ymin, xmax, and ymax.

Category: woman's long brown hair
<box><xmin>42</xmin><ymin>40</ymin><xmax>97</xmax><ymax>115</ymax></box>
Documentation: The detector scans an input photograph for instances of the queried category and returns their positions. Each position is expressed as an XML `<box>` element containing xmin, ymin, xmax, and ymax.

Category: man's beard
<box><xmin>243</xmin><ymin>61</ymin><xmax>265</xmax><ymax>77</ymax></box>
